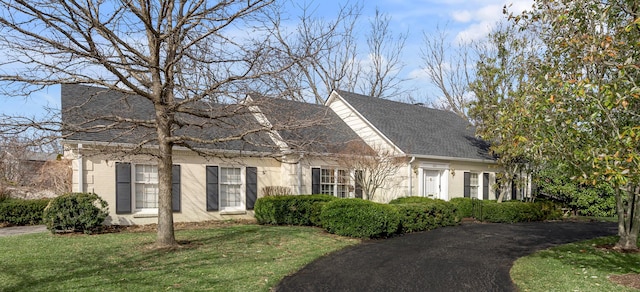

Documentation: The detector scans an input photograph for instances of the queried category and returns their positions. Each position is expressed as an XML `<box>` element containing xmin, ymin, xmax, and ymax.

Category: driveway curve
<box><xmin>276</xmin><ymin>221</ymin><xmax>617</xmax><ymax>292</ymax></box>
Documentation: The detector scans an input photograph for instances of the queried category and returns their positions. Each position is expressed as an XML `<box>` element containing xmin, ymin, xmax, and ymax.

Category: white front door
<box><xmin>423</xmin><ymin>170</ymin><xmax>440</xmax><ymax>198</ymax></box>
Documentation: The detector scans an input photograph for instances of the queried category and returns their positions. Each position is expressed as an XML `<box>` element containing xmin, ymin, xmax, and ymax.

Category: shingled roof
<box><xmin>61</xmin><ymin>84</ymin><xmax>365</xmax><ymax>155</ymax></box>
<box><xmin>334</xmin><ymin>90</ymin><xmax>494</xmax><ymax>161</ymax></box>
<box><xmin>254</xmin><ymin>96</ymin><xmax>366</xmax><ymax>154</ymax></box>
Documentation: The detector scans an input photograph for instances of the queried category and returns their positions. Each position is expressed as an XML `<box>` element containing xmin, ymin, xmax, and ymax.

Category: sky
<box><xmin>0</xmin><ymin>0</ymin><xmax>533</xmax><ymax>119</ymax></box>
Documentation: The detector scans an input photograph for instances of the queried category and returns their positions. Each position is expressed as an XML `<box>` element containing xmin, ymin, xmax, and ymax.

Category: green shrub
<box><xmin>389</xmin><ymin>196</ymin><xmax>438</xmax><ymax>204</ymax></box>
<box><xmin>254</xmin><ymin>194</ymin><xmax>337</xmax><ymax>226</ymax></box>
<box><xmin>534</xmin><ymin>199</ymin><xmax>563</xmax><ymax>220</ymax></box>
<box><xmin>450</xmin><ymin>197</ymin><xmax>474</xmax><ymax>218</ymax></box>
<box><xmin>320</xmin><ymin>199</ymin><xmax>400</xmax><ymax>238</ymax></box>
<box><xmin>537</xmin><ymin>163</ymin><xmax>617</xmax><ymax>217</ymax></box>
<box><xmin>392</xmin><ymin>201</ymin><xmax>459</xmax><ymax>233</ymax></box>
<box><xmin>481</xmin><ymin>201</ymin><xmax>545</xmax><ymax>223</ymax></box>
<box><xmin>42</xmin><ymin>193</ymin><xmax>109</xmax><ymax>234</ymax></box>
<box><xmin>389</xmin><ymin>197</ymin><xmax>459</xmax><ymax>233</ymax></box>
<box><xmin>0</xmin><ymin>198</ymin><xmax>51</xmax><ymax>225</ymax></box>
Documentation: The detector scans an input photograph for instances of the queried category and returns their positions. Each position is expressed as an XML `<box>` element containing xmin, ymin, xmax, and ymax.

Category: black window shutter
<box><xmin>482</xmin><ymin>173</ymin><xmax>489</xmax><ymax>200</ymax></box>
<box><xmin>206</xmin><ymin>166</ymin><xmax>219</xmax><ymax>211</ymax></box>
<box><xmin>511</xmin><ymin>177</ymin><xmax>518</xmax><ymax>200</ymax></box>
<box><xmin>311</xmin><ymin>168</ymin><xmax>320</xmax><ymax>194</ymax></box>
<box><xmin>115</xmin><ymin>162</ymin><xmax>132</xmax><ymax>214</ymax></box>
<box><xmin>463</xmin><ymin>172</ymin><xmax>471</xmax><ymax>198</ymax></box>
<box><xmin>354</xmin><ymin>170</ymin><xmax>363</xmax><ymax>199</ymax></box>
<box><xmin>172</xmin><ymin>165</ymin><xmax>181</xmax><ymax>212</ymax></box>
<box><xmin>246</xmin><ymin>167</ymin><xmax>257</xmax><ymax>210</ymax></box>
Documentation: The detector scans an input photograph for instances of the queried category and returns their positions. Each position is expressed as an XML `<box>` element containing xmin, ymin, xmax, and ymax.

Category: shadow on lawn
<box><xmin>531</xmin><ymin>236</ymin><xmax>640</xmax><ymax>275</ymax></box>
<box><xmin>1</xmin><ymin>224</ymin><xmax>308</xmax><ymax>291</ymax></box>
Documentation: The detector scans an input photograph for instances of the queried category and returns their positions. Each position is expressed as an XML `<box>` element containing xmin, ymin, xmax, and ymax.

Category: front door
<box><xmin>423</xmin><ymin>170</ymin><xmax>440</xmax><ymax>198</ymax></box>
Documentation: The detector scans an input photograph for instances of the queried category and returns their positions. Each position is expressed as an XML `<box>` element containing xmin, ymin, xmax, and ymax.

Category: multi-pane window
<box><xmin>220</xmin><ymin>167</ymin><xmax>242</xmax><ymax>210</ymax></box>
<box><xmin>320</xmin><ymin>168</ymin><xmax>351</xmax><ymax>198</ymax></box>
<box><xmin>337</xmin><ymin>169</ymin><xmax>350</xmax><ymax>198</ymax></box>
<box><xmin>469</xmin><ymin>173</ymin><xmax>479</xmax><ymax>198</ymax></box>
<box><xmin>135</xmin><ymin>164</ymin><xmax>158</xmax><ymax>209</ymax></box>
<box><xmin>320</xmin><ymin>168</ymin><xmax>335</xmax><ymax>195</ymax></box>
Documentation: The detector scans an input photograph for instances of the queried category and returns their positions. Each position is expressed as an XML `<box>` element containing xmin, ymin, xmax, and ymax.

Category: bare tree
<box><xmin>339</xmin><ymin>142</ymin><xmax>405</xmax><ymax>201</ymax></box>
<box><xmin>359</xmin><ymin>8</ymin><xmax>408</xmax><ymax>99</ymax></box>
<box><xmin>0</xmin><ymin>0</ymin><xmax>332</xmax><ymax>248</ymax></box>
<box><xmin>420</xmin><ymin>26</ymin><xmax>476</xmax><ymax>123</ymax></box>
<box><xmin>0</xmin><ymin>137</ymin><xmax>31</xmax><ymax>186</ymax></box>
<box><xmin>264</xmin><ymin>3</ymin><xmax>408</xmax><ymax>103</ymax></box>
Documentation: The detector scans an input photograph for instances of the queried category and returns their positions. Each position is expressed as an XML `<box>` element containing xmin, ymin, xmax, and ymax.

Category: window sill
<box><xmin>133</xmin><ymin>212</ymin><xmax>158</xmax><ymax>218</ymax></box>
<box><xmin>220</xmin><ymin>210</ymin><xmax>247</xmax><ymax>215</ymax></box>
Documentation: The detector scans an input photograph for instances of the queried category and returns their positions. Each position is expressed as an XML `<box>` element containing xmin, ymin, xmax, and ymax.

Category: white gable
<box><xmin>325</xmin><ymin>91</ymin><xmax>403</xmax><ymax>155</ymax></box>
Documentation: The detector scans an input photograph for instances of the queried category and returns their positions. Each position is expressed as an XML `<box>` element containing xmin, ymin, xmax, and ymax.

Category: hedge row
<box><xmin>480</xmin><ymin>200</ymin><xmax>562</xmax><ymax>223</ymax></box>
<box><xmin>0</xmin><ymin>198</ymin><xmax>51</xmax><ymax>225</ymax></box>
<box><xmin>255</xmin><ymin>195</ymin><xmax>460</xmax><ymax>238</ymax></box>
<box><xmin>254</xmin><ymin>194</ymin><xmax>337</xmax><ymax>226</ymax></box>
<box><xmin>389</xmin><ymin>197</ymin><xmax>459</xmax><ymax>233</ymax></box>
<box><xmin>321</xmin><ymin>199</ymin><xmax>400</xmax><ymax>238</ymax></box>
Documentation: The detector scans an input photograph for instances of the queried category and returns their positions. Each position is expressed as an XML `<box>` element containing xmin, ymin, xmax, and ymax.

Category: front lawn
<box><xmin>511</xmin><ymin>236</ymin><xmax>640</xmax><ymax>291</ymax></box>
<box><xmin>0</xmin><ymin>224</ymin><xmax>359</xmax><ymax>291</ymax></box>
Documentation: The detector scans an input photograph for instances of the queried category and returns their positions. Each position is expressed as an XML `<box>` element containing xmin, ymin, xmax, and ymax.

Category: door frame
<box><xmin>417</xmin><ymin>162</ymin><xmax>449</xmax><ymax>200</ymax></box>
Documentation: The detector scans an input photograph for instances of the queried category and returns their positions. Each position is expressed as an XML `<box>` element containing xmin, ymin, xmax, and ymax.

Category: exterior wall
<box><xmin>447</xmin><ymin>160</ymin><xmax>498</xmax><ymax>200</ymax></box>
<box><xmin>408</xmin><ymin>157</ymin><xmax>500</xmax><ymax>202</ymax></box>
<box><xmin>66</xmin><ymin>145</ymin><xmax>282</xmax><ymax>225</ymax></box>
<box><xmin>327</xmin><ymin>93</ymin><xmax>399</xmax><ymax>153</ymax></box>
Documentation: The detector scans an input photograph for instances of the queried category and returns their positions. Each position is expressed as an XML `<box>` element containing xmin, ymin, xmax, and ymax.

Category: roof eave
<box><xmin>61</xmin><ymin>139</ymin><xmax>286</xmax><ymax>158</ymax></box>
<box><xmin>408</xmin><ymin>153</ymin><xmax>497</xmax><ymax>164</ymax></box>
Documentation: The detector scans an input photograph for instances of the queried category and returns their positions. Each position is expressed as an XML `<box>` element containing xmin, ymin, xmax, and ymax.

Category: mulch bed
<box><xmin>609</xmin><ymin>274</ymin><xmax>640</xmax><ymax>290</ymax></box>
<box><xmin>103</xmin><ymin>219</ymin><xmax>258</xmax><ymax>233</ymax></box>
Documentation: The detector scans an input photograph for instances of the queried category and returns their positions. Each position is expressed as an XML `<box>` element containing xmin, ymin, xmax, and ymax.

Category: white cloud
<box><xmin>451</xmin><ymin>1</ymin><xmax>534</xmax><ymax>43</ymax></box>
<box><xmin>451</xmin><ymin>11</ymin><xmax>472</xmax><ymax>23</ymax></box>
<box><xmin>408</xmin><ymin>68</ymin><xmax>429</xmax><ymax>82</ymax></box>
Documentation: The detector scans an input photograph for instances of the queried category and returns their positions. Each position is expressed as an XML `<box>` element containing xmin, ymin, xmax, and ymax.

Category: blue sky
<box><xmin>0</xmin><ymin>0</ymin><xmax>532</xmax><ymax>118</ymax></box>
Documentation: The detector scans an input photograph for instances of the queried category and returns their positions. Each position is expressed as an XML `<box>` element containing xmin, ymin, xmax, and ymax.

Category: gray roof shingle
<box><xmin>254</xmin><ymin>96</ymin><xmax>366</xmax><ymax>154</ymax></box>
<box><xmin>62</xmin><ymin>84</ymin><xmax>279</xmax><ymax>153</ymax></box>
<box><xmin>61</xmin><ymin>84</ymin><xmax>365</xmax><ymax>155</ymax></box>
<box><xmin>335</xmin><ymin>90</ymin><xmax>494</xmax><ymax>161</ymax></box>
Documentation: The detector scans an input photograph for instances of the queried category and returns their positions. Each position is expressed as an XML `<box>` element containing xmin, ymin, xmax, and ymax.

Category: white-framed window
<box><xmin>220</xmin><ymin>167</ymin><xmax>243</xmax><ymax>211</ymax></box>
<box><xmin>469</xmin><ymin>172</ymin><xmax>479</xmax><ymax>198</ymax></box>
<box><xmin>320</xmin><ymin>167</ymin><xmax>351</xmax><ymax>198</ymax></box>
<box><xmin>337</xmin><ymin>169</ymin><xmax>350</xmax><ymax>198</ymax></box>
<box><xmin>320</xmin><ymin>168</ymin><xmax>335</xmax><ymax>195</ymax></box>
<box><xmin>134</xmin><ymin>164</ymin><xmax>158</xmax><ymax>211</ymax></box>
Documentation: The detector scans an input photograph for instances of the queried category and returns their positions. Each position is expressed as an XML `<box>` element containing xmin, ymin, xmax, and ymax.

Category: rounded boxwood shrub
<box><xmin>0</xmin><ymin>198</ymin><xmax>51</xmax><ymax>225</ymax></box>
<box><xmin>389</xmin><ymin>196</ymin><xmax>439</xmax><ymax>204</ymax></box>
<box><xmin>449</xmin><ymin>197</ymin><xmax>474</xmax><ymax>218</ymax></box>
<box><xmin>390</xmin><ymin>198</ymin><xmax>459</xmax><ymax>233</ymax></box>
<box><xmin>481</xmin><ymin>201</ymin><xmax>544</xmax><ymax>223</ymax></box>
<box><xmin>320</xmin><ymin>199</ymin><xmax>400</xmax><ymax>238</ymax></box>
<box><xmin>42</xmin><ymin>192</ymin><xmax>109</xmax><ymax>234</ymax></box>
<box><xmin>254</xmin><ymin>194</ymin><xmax>337</xmax><ymax>226</ymax></box>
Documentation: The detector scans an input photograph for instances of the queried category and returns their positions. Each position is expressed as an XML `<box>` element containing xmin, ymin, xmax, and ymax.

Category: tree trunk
<box><xmin>155</xmin><ymin>106</ymin><xmax>177</xmax><ymax>248</ymax></box>
<box><xmin>615</xmin><ymin>185</ymin><xmax>640</xmax><ymax>251</ymax></box>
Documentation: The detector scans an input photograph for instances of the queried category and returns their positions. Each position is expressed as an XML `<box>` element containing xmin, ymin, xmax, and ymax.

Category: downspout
<box><xmin>297</xmin><ymin>153</ymin><xmax>304</xmax><ymax>195</ymax></box>
<box><xmin>77</xmin><ymin>144</ymin><xmax>84</xmax><ymax>193</ymax></box>
<box><xmin>407</xmin><ymin>156</ymin><xmax>415</xmax><ymax>196</ymax></box>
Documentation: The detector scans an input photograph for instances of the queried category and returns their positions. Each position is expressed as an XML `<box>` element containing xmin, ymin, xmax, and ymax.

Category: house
<box><xmin>326</xmin><ymin>90</ymin><xmax>499</xmax><ymax>201</ymax></box>
<box><xmin>62</xmin><ymin>84</ymin><xmax>500</xmax><ymax>225</ymax></box>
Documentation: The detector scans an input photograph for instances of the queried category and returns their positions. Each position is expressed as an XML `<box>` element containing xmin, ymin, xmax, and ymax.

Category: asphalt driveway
<box><xmin>276</xmin><ymin>221</ymin><xmax>617</xmax><ymax>292</ymax></box>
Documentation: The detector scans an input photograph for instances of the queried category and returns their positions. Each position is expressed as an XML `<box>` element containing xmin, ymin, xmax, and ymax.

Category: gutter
<box><xmin>297</xmin><ymin>153</ymin><xmax>304</xmax><ymax>195</ymax></box>
<box><xmin>77</xmin><ymin>144</ymin><xmax>83</xmax><ymax>193</ymax></box>
<box><xmin>408</xmin><ymin>154</ymin><xmax>497</xmax><ymax>164</ymax></box>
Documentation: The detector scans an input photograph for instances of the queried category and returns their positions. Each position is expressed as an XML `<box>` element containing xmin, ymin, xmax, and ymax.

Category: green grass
<box><xmin>0</xmin><ymin>224</ymin><xmax>359</xmax><ymax>291</ymax></box>
<box><xmin>511</xmin><ymin>236</ymin><xmax>640</xmax><ymax>292</ymax></box>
